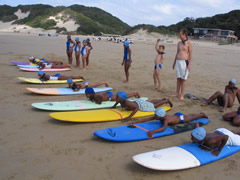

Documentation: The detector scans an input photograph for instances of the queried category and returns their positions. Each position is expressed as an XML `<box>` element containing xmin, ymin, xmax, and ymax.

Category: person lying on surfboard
<box><xmin>85</xmin><ymin>87</ymin><xmax>140</xmax><ymax>104</ymax></box>
<box><xmin>39</xmin><ymin>61</ymin><xmax>71</xmax><ymax>70</ymax></box>
<box><xmin>29</xmin><ymin>57</ymin><xmax>63</xmax><ymax>65</ymax></box>
<box><xmin>111</xmin><ymin>91</ymin><xmax>173</xmax><ymax>122</ymax></box>
<box><xmin>133</xmin><ymin>108</ymin><xmax>208</xmax><ymax>138</ymax></box>
<box><xmin>67</xmin><ymin>78</ymin><xmax>109</xmax><ymax>92</ymax></box>
<box><xmin>223</xmin><ymin>106</ymin><xmax>240</xmax><ymax>126</ymax></box>
<box><xmin>38</xmin><ymin>71</ymin><xmax>84</xmax><ymax>81</ymax></box>
<box><xmin>201</xmin><ymin>79</ymin><xmax>240</xmax><ymax>112</ymax></box>
<box><xmin>191</xmin><ymin>126</ymin><xmax>240</xmax><ymax>156</ymax></box>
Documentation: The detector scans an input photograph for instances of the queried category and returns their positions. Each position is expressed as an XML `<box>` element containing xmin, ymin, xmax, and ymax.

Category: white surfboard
<box><xmin>133</xmin><ymin>143</ymin><xmax>240</xmax><ymax>170</ymax></box>
<box><xmin>133</xmin><ymin>147</ymin><xmax>200</xmax><ymax>170</ymax></box>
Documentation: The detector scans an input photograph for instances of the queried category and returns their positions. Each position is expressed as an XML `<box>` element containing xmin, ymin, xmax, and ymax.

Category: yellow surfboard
<box><xmin>49</xmin><ymin>105</ymin><xmax>171</xmax><ymax>122</ymax></box>
<box><xmin>18</xmin><ymin>77</ymin><xmax>83</xmax><ymax>84</ymax></box>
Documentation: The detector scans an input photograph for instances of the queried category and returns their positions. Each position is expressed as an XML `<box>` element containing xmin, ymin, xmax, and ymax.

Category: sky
<box><xmin>1</xmin><ymin>0</ymin><xmax>240</xmax><ymax>26</ymax></box>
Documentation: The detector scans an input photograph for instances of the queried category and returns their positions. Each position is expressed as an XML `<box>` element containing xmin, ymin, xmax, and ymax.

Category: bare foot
<box><xmin>200</xmin><ymin>112</ymin><xmax>208</xmax><ymax>118</ymax></box>
<box><xmin>201</xmin><ymin>103</ymin><xmax>208</xmax><ymax>107</ymax></box>
<box><xmin>219</xmin><ymin>108</ymin><xmax>226</xmax><ymax>112</ymax></box>
<box><xmin>123</xmin><ymin>80</ymin><xmax>128</xmax><ymax>83</ymax></box>
<box><xmin>105</xmin><ymin>81</ymin><xmax>109</xmax><ymax>87</ymax></box>
<box><xmin>135</xmin><ymin>92</ymin><xmax>140</xmax><ymax>98</ymax></box>
<box><xmin>171</xmin><ymin>94</ymin><xmax>179</xmax><ymax>97</ymax></box>
<box><xmin>154</xmin><ymin>84</ymin><xmax>157</xmax><ymax>89</ymax></box>
<box><xmin>167</xmin><ymin>98</ymin><xmax>173</xmax><ymax>107</ymax></box>
<box><xmin>179</xmin><ymin>96</ymin><xmax>184</xmax><ymax>100</ymax></box>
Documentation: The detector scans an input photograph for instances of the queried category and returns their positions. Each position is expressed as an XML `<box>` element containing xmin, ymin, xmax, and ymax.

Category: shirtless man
<box><xmin>172</xmin><ymin>28</ymin><xmax>192</xmax><ymax>100</ymax></box>
<box><xmin>223</xmin><ymin>107</ymin><xmax>240</xmax><ymax>126</ymax></box>
<box><xmin>86</xmin><ymin>38</ymin><xmax>93</xmax><ymax>66</ymax></box>
<box><xmin>38</xmin><ymin>71</ymin><xmax>84</xmax><ymax>81</ymax></box>
<box><xmin>122</xmin><ymin>41</ymin><xmax>132</xmax><ymax>83</ymax></box>
<box><xmin>112</xmin><ymin>91</ymin><xmax>173</xmax><ymax>122</ymax></box>
<box><xmin>85</xmin><ymin>87</ymin><xmax>140</xmax><ymax>104</ymax></box>
<box><xmin>153</xmin><ymin>39</ymin><xmax>165</xmax><ymax>90</ymax></box>
<box><xmin>134</xmin><ymin>108</ymin><xmax>207</xmax><ymax>138</ymax></box>
<box><xmin>191</xmin><ymin>127</ymin><xmax>240</xmax><ymax>156</ymax></box>
<box><xmin>67</xmin><ymin>78</ymin><xmax>109</xmax><ymax>92</ymax></box>
<box><xmin>201</xmin><ymin>79</ymin><xmax>240</xmax><ymax>112</ymax></box>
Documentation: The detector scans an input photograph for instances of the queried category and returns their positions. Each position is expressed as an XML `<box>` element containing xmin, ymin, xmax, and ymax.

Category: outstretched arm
<box><xmin>134</xmin><ymin>116</ymin><xmax>155</xmax><ymax>124</ymax></box>
<box><xmin>121</xmin><ymin>106</ymin><xmax>139</xmax><ymax>122</ymax></box>
<box><xmin>111</xmin><ymin>102</ymin><xmax>119</xmax><ymax>108</ymax></box>
<box><xmin>147</xmin><ymin>120</ymin><xmax>168</xmax><ymax>138</ymax></box>
<box><xmin>172</xmin><ymin>43</ymin><xmax>179</xmax><ymax>70</ymax></box>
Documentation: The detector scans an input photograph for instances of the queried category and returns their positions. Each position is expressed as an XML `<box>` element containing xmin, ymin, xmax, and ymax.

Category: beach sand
<box><xmin>0</xmin><ymin>32</ymin><xmax>240</xmax><ymax>180</ymax></box>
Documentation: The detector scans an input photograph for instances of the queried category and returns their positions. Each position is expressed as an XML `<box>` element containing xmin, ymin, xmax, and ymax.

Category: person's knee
<box><xmin>222</xmin><ymin>114</ymin><xmax>229</xmax><ymax>120</ymax></box>
<box><xmin>233</xmin><ymin>120</ymin><xmax>240</xmax><ymax>126</ymax></box>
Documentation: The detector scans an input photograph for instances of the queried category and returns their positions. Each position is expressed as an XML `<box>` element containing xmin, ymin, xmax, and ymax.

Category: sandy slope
<box><xmin>0</xmin><ymin>32</ymin><xmax>240</xmax><ymax>180</ymax></box>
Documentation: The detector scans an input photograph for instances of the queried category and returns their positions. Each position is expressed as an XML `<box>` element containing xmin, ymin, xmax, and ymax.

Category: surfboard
<box><xmin>10</xmin><ymin>61</ymin><xmax>36</xmax><ymax>65</ymax></box>
<box><xmin>19</xmin><ymin>67</ymin><xmax>71</xmax><ymax>72</ymax></box>
<box><xmin>17</xmin><ymin>65</ymin><xmax>39</xmax><ymax>68</ymax></box>
<box><xmin>49</xmin><ymin>105</ymin><xmax>171</xmax><ymax>122</ymax></box>
<box><xmin>11</xmin><ymin>61</ymin><xmax>30</xmax><ymax>65</ymax></box>
<box><xmin>94</xmin><ymin>118</ymin><xmax>210</xmax><ymax>142</ymax></box>
<box><xmin>32</xmin><ymin>97</ymin><xmax>148</xmax><ymax>111</ymax></box>
<box><xmin>18</xmin><ymin>77</ymin><xmax>84</xmax><ymax>84</ymax></box>
<box><xmin>26</xmin><ymin>87</ymin><xmax>112</xmax><ymax>95</ymax></box>
<box><xmin>133</xmin><ymin>143</ymin><xmax>240</xmax><ymax>170</ymax></box>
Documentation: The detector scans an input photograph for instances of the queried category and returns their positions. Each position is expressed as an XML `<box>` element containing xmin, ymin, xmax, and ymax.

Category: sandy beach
<box><xmin>0</xmin><ymin>32</ymin><xmax>240</xmax><ymax>180</ymax></box>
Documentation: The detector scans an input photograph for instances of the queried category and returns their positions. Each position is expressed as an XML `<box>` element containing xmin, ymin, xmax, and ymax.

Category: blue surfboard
<box><xmin>94</xmin><ymin>118</ymin><xmax>210</xmax><ymax>142</ymax></box>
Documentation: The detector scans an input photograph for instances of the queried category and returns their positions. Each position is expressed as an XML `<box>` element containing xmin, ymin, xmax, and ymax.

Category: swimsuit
<box><xmin>84</xmin><ymin>82</ymin><xmax>88</xmax><ymax>87</ymax></box>
<box><xmin>71</xmin><ymin>83</ymin><xmax>78</xmax><ymax>91</ymax></box>
<box><xmin>75</xmin><ymin>42</ymin><xmax>80</xmax><ymax>52</ymax></box>
<box><xmin>175</xmin><ymin>60</ymin><xmax>189</xmax><ymax>80</ymax></box>
<box><xmin>81</xmin><ymin>46</ymin><xmax>87</xmax><ymax>56</ymax></box>
<box><xmin>106</xmin><ymin>91</ymin><xmax>113</xmax><ymax>100</ymax></box>
<box><xmin>135</xmin><ymin>99</ymin><xmax>155</xmax><ymax>112</ymax></box>
<box><xmin>66</xmin><ymin>40</ymin><xmax>73</xmax><ymax>50</ymax></box>
<box><xmin>238</xmin><ymin>112</ymin><xmax>240</xmax><ymax>116</ymax></box>
<box><xmin>154</xmin><ymin>64</ymin><xmax>162</xmax><ymax>69</ymax></box>
<box><xmin>49</xmin><ymin>76</ymin><xmax>58</xmax><ymax>80</ymax></box>
<box><xmin>44</xmin><ymin>63</ymin><xmax>53</xmax><ymax>69</ymax></box>
<box><xmin>124</xmin><ymin>48</ymin><xmax>130</xmax><ymax>62</ymax></box>
<box><xmin>174</xmin><ymin>112</ymin><xmax>184</xmax><ymax>123</ymax></box>
<box><xmin>215</xmin><ymin>128</ymin><xmax>240</xmax><ymax>146</ymax></box>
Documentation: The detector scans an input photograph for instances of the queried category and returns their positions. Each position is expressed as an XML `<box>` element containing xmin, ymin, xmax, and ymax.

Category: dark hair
<box><xmin>159</xmin><ymin>45</ymin><xmax>165</xmax><ymax>50</ymax></box>
<box><xmin>180</xmin><ymin>28</ymin><xmax>188</xmax><ymax>37</ymax></box>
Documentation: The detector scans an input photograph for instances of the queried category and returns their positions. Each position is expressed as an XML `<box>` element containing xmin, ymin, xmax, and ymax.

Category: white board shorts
<box><xmin>215</xmin><ymin>128</ymin><xmax>240</xmax><ymax>146</ymax></box>
<box><xmin>49</xmin><ymin>76</ymin><xmax>58</xmax><ymax>80</ymax></box>
<box><xmin>44</xmin><ymin>63</ymin><xmax>53</xmax><ymax>69</ymax></box>
<box><xmin>175</xmin><ymin>60</ymin><xmax>189</xmax><ymax>80</ymax></box>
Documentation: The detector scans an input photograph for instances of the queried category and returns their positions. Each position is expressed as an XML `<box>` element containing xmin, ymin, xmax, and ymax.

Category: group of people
<box><xmin>66</xmin><ymin>35</ymin><xmax>93</xmax><ymax>70</ymax></box>
<box><xmin>34</xmin><ymin>28</ymin><xmax>240</xmax><ymax>158</ymax></box>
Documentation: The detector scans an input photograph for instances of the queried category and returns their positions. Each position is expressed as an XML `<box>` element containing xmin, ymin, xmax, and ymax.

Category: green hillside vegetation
<box><xmin>128</xmin><ymin>10</ymin><xmax>240</xmax><ymax>38</ymax></box>
<box><xmin>0</xmin><ymin>4</ymin><xmax>130</xmax><ymax>35</ymax></box>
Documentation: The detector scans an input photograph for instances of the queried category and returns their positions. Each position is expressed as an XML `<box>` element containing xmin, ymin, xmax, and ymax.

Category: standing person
<box><xmin>66</xmin><ymin>35</ymin><xmax>75</xmax><ymax>65</ymax></box>
<box><xmin>153</xmin><ymin>39</ymin><xmax>165</xmax><ymax>90</ymax></box>
<box><xmin>86</xmin><ymin>38</ymin><xmax>93</xmax><ymax>66</ymax></box>
<box><xmin>172</xmin><ymin>29</ymin><xmax>192</xmax><ymax>100</ymax></box>
<box><xmin>122</xmin><ymin>41</ymin><xmax>132</xmax><ymax>83</ymax></box>
<box><xmin>74</xmin><ymin>37</ymin><xmax>81</xmax><ymax>68</ymax></box>
<box><xmin>81</xmin><ymin>40</ymin><xmax>89</xmax><ymax>70</ymax></box>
